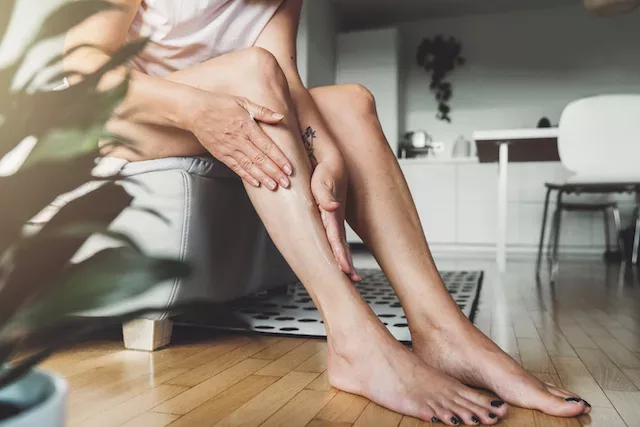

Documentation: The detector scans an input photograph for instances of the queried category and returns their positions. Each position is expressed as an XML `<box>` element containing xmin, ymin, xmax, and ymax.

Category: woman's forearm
<box><xmin>64</xmin><ymin>49</ymin><xmax>197</xmax><ymax>131</ymax></box>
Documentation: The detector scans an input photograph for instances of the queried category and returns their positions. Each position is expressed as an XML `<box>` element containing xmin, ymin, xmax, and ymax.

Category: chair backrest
<box><xmin>558</xmin><ymin>94</ymin><xmax>640</xmax><ymax>177</ymax></box>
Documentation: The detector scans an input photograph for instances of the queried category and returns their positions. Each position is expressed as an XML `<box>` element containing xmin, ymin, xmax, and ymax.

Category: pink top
<box><xmin>128</xmin><ymin>0</ymin><xmax>283</xmax><ymax>76</ymax></box>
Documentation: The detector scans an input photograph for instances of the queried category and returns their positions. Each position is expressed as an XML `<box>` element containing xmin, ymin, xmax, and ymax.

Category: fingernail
<box><xmin>491</xmin><ymin>400</ymin><xmax>504</xmax><ymax>408</ymax></box>
<box><xmin>272</xmin><ymin>113</ymin><xmax>284</xmax><ymax>120</ymax></box>
<box><xmin>283</xmin><ymin>165</ymin><xmax>293</xmax><ymax>176</ymax></box>
<box><xmin>267</xmin><ymin>180</ymin><xmax>277</xmax><ymax>190</ymax></box>
<box><xmin>431</xmin><ymin>417</ymin><xmax>438</xmax><ymax>423</ymax></box>
<box><xmin>471</xmin><ymin>416</ymin><xmax>479</xmax><ymax>424</ymax></box>
<box><xmin>565</xmin><ymin>397</ymin><xmax>581</xmax><ymax>403</ymax></box>
<box><xmin>451</xmin><ymin>417</ymin><xmax>459</xmax><ymax>425</ymax></box>
<box><xmin>279</xmin><ymin>177</ymin><xmax>290</xmax><ymax>188</ymax></box>
<box><xmin>489</xmin><ymin>413</ymin><xmax>497</xmax><ymax>419</ymax></box>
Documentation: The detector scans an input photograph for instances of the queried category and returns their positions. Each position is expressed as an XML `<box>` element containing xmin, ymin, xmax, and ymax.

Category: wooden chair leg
<box><xmin>122</xmin><ymin>319</ymin><xmax>173</xmax><ymax>352</ymax></box>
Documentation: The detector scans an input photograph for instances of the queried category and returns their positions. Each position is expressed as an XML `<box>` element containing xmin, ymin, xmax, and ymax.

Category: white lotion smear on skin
<box><xmin>288</xmin><ymin>186</ymin><xmax>340</xmax><ymax>271</ymax></box>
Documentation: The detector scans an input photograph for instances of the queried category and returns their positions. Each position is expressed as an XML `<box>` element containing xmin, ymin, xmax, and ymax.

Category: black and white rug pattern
<box><xmin>222</xmin><ymin>269</ymin><xmax>483</xmax><ymax>343</ymax></box>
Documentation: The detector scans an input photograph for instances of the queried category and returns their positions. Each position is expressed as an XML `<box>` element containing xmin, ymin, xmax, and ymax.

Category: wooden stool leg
<box><xmin>122</xmin><ymin>319</ymin><xmax>173</xmax><ymax>352</ymax></box>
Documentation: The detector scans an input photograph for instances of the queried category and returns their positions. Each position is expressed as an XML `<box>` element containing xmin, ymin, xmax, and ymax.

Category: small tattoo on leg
<box><xmin>302</xmin><ymin>126</ymin><xmax>317</xmax><ymax>164</ymax></box>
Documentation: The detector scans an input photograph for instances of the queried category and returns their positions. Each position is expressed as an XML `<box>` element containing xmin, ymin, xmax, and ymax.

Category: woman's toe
<box><xmin>530</xmin><ymin>388</ymin><xmax>588</xmax><ymax>417</ymax></box>
<box><xmin>546</xmin><ymin>386</ymin><xmax>591</xmax><ymax>414</ymax></box>
<box><xmin>456</xmin><ymin>400</ymin><xmax>500</xmax><ymax>425</ymax></box>
<box><xmin>458</xmin><ymin>390</ymin><xmax>508</xmax><ymax>418</ymax></box>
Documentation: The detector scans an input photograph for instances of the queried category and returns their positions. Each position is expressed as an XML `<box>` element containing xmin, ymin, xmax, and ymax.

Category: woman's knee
<box><xmin>312</xmin><ymin>84</ymin><xmax>377</xmax><ymax>118</ymax></box>
<box><xmin>240</xmin><ymin>47</ymin><xmax>290</xmax><ymax>108</ymax></box>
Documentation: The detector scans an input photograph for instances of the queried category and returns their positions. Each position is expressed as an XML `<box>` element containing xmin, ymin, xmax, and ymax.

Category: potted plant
<box><xmin>0</xmin><ymin>2</ymin><xmax>190</xmax><ymax>425</ymax></box>
<box><xmin>416</xmin><ymin>35</ymin><xmax>465</xmax><ymax>123</ymax></box>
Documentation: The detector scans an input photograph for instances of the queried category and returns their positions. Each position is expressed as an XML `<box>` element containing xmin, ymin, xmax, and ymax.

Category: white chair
<box><xmin>536</xmin><ymin>95</ymin><xmax>640</xmax><ymax>278</ymax></box>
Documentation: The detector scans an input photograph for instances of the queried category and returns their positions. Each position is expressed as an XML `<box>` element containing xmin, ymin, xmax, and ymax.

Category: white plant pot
<box><xmin>0</xmin><ymin>369</ymin><xmax>67</xmax><ymax>427</ymax></box>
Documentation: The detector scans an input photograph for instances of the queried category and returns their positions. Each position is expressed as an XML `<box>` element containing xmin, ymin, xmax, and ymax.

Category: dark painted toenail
<box><xmin>471</xmin><ymin>415</ymin><xmax>479</xmax><ymax>424</ymax></box>
<box><xmin>565</xmin><ymin>397</ymin><xmax>581</xmax><ymax>403</ymax></box>
<box><xmin>489</xmin><ymin>413</ymin><xmax>497</xmax><ymax>419</ymax></box>
<box><xmin>583</xmin><ymin>399</ymin><xmax>591</xmax><ymax>408</ymax></box>
<box><xmin>451</xmin><ymin>417</ymin><xmax>459</xmax><ymax>425</ymax></box>
<box><xmin>490</xmin><ymin>400</ymin><xmax>504</xmax><ymax>408</ymax></box>
<box><xmin>431</xmin><ymin>417</ymin><xmax>438</xmax><ymax>423</ymax></box>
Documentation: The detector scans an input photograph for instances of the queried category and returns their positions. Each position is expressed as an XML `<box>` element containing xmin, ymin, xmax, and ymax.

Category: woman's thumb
<box><xmin>243</xmin><ymin>100</ymin><xmax>284</xmax><ymax>123</ymax></box>
<box><xmin>316</xmin><ymin>177</ymin><xmax>341</xmax><ymax>212</ymax></box>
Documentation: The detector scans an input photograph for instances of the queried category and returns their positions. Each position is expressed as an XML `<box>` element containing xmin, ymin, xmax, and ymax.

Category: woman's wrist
<box><xmin>170</xmin><ymin>85</ymin><xmax>203</xmax><ymax>131</ymax></box>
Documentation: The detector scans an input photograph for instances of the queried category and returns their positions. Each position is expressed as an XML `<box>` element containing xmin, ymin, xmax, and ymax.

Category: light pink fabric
<box><xmin>128</xmin><ymin>0</ymin><xmax>283</xmax><ymax>76</ymax></box>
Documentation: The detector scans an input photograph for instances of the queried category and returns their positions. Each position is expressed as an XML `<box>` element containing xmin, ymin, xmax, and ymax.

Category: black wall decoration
<box><xmin>416</xmin><ymin>35</ymin><xmax>465</xmax><ymax>123</ymax></box>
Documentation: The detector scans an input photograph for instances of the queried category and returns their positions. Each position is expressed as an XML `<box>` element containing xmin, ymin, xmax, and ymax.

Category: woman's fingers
<box><xmin>233</xmin><ymin>152</ymin><xmax>279</xmax><ymax>190</ymax></box>
<box><xmin>237</xmin><ymin>138</ymin><xmax>290</xmax><ymax>190</ymax></box>
<box><xmin>237</xmin><ymin>97</ymin><xmax>285</xmax><ymax>124</ymax></box>
<box><xmin>321</xmin><ymin>209</ymin><xmax>359</xmax><ymax>281</ymax></box>
<box><xmin>223</xmin><ymin>157</ymin><xmax>261</xmax><ymax>188</ymax></box>
<box><xmin>247</xmin><ymin>123</ymin><xmax>293</xmax><ymax>178</ymax></box>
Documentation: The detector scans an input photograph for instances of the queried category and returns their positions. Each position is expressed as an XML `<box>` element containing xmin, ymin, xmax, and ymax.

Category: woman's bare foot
<box><xmin>411</xmin><ymin>315</ymin><xmax>591</xmax><ymax>418</ymax></box>
<box><xmin>326</xmin><ymin>310</ymin><xmax>509</xmax><ymax>425</ymax></box>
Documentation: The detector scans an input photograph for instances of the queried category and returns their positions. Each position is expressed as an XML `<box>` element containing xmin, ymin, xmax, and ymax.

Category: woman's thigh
<box><xmin>107</xmin><ymin>48</ymin><xmax>290</xmax><ymax>161</ymax></box>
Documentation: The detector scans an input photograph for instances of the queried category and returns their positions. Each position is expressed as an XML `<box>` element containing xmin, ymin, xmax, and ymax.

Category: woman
<box><xmin>65</xmin><ymin>1</ymin><xmax>590</xmax><ymax>424</ymax></box>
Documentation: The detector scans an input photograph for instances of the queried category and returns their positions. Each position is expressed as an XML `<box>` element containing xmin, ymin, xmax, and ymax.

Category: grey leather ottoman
<box><xmin>72</xmin><ymin>156</ymin><xmax>296</xmax><ymax>351</ymax></box>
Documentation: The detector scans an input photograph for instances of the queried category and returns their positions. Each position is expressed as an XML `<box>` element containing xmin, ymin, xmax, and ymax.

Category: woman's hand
<box><xmin>311</xmin><ymin>156</ymin><xmax>360</xmax><ymax>282</ymax></box>
<box><xmin>185</xmin><ymin>90</ymin><xmax>293</xmax><ymax>190</ymax></box>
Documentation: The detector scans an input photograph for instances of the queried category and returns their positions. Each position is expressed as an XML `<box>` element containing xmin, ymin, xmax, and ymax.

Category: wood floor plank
<box><xmin>501</xmin><ymin>407</ymin><xmax>536</xmax><ymax>427</ymax></box>
<box><xmin>306</xmin><ymin>371</ymin><xmax>334</xmax><ymax>392</ymax></box>
<box><xmin>604</xmin><ymin>390</ymin><xmax>640</xmax><ymax>427</ymax></box>
<box><xmin>622</xmin><ymin>368</ymin><xmax>640</xmax><ymax>388</ymax></box>
<box><xmin>214</xmin><ymin>371</ymin><xmax>319</xmax><ymax>427</ymax></box>
<box><xmin>556</xmin><ymin>324</ymin><xmax>598</xmax><ymax>350</ymax></box>
<box><xmin>575</xmin><ymin>348</ymin><xmax>638</xmax><ymax>392</ymax></box>
<box><xmin>68</xmin><ymin>368</ymin><xmax>189</xmax><ymax>424</ymax></box>
<box><xmin>251</xmin><ymin>338</ymin><xmax>308</xmax><ymax>360</ymax></box>
<box><xmin>591</xmin><ymin>335</ymin><xmax>640</xmax><ymax>370</ymax></box>
<box><xmin>167</xmin><ymin>338</ymin><xmax>277</xmax><ymax>387</ymax></box>
<box><xmin>314</xmin><ymin>391</ymin><xmax>369</xmax><ymax>424</ymax></box>
<box><xmin>533</xmin><ymin>411</ymin><xmax>582</xmax><ymax>427</ymax></box>
<box><xmin>551</xmin><ymin>357</ymin><xmax>613</xmax><ymax>408</ymax></box>
<box><xmin>74</xmin><ymin>384</ymin><xmax>188</xmax><ymax>427</ymax></box>
<box><xmin>306</xmin><ymin>421</ymin><xmax>352</xmax><ymax>427</ymax></box>
<box><xmin>535</xmin><ymin>322</ymin><xmax>577</xmax><ymax>358</ymax></box>
<box><xmin>164</xmin><ymin>375</ymin><xmax>279</xmax><ymax>427</ymax></box>
<box><xmin>353</xmin><ymin>402</ymin><xmax>402</xmax><ymax>427</ymax></box>
<box><xmin>295</xmin><ymin>347</ymin><xmax>329</xmax><ymax>373</ymax></box>
<box><xmin>577</xmin><ymin>407</ymin><xmax>627</xmax><ymax>427</ymax></box>
<box><xmin>154</xmin><ymin>358</ymin><xmax>271</xmax><ymax>415</ymax></box>
<box><xmin>261</xmin><ymin>389</ymin><xmax>337</xmax><ymax>427</ymax></box>
<box><xmin>398</xmin><ymin>417</ymin><xmax>431</xmax><ymax>427</ymax></box>
<box><xmin>518</xmin><ymin>338</ymin><xmax>557</xmax><ymax>374</ymax></box>
<box><xmin>255</xmin><ymin>340</ymin><xmax>327</xmax><ymax>377</ymax></box>
<box><xmin>121</xmin><ymin>412</ymin><xmax>180</xmax><ymax>427</ymax></box>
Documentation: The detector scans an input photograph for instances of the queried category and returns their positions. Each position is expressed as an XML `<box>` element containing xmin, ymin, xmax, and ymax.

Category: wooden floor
<box><xmin>43</xmin><ymin>255</ymin><xmax>640</xmax><ymax>427</ymax></box>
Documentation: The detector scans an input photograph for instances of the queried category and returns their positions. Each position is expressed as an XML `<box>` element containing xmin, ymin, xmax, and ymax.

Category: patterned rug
<box><xmin>186</xmin><ymin>269</ymin><xmax>483</xmax><ymax>343</ymax></box>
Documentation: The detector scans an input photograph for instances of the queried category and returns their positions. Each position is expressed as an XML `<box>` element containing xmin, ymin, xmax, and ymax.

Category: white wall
<box><xmin>337</xmin><ymin>27</ymin><xmax>400</xmax><ymax>149</ymax></box>
<box><xmin>402</xmin><ymin>5</ymin><xmax>640</xmax><ymax>151</ymax></box>
<box><xmin>297</xmin><ymin>0</ymin><xmax>338</xmax><ymax>89</ymax></box>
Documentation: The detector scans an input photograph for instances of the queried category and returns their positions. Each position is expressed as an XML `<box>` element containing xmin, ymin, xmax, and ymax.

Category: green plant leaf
<box><xmin>91</xmin><ymin>38</ymin><xmax>149</xmax><ymax>79</ymax></box>
<box><xmin>14</xmin><ymin>248</ymin><xmax>191</xmax><ymax>331</ymax></box>
<box><xmin>0</xmin><ymin>348</ymin><xmax>52</xmax><ymax>390</ymax></box>
<box><xmin>49</xmin><ymin>222</ymin><xmax>142</xmax><ymax>253</ymax></box>
<box><xmin>33</xmin><ymin>1</ymin><xmax>120</xmax><ymax>47</ymax></box>
<box><xmin>1</xmin><ymin>75</ymin><xmax>129</xmax><ymax>161</ymax></box>
<box><xmin>0</xmin><ymin>152</ymin><xmax>97</xmax><ymax>253</ymax></box>
<box><xmin>22</xmin><ymin>125</ymin><xmax>103</xmax><ymax>169</ymax></box>
<box><xmin>0</xmin><ymin>0</ymin><xmax>17</xmax><ymax>49</ymax></box>
<box><xmin>0</xmin><ymin>183</ymin><xmax>133</xmax><ymax>328</ymax></box>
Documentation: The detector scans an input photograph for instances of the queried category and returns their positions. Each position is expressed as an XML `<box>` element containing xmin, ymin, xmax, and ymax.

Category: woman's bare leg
<box><xmin>309</xmin><ymin>84</ymin><xmax>590</xmax><ymax>418</ymax></box>
<box><xmin>111</xmin><ymin>49</ymin><xmax>507</xmax><ymax>425</ymax></box>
